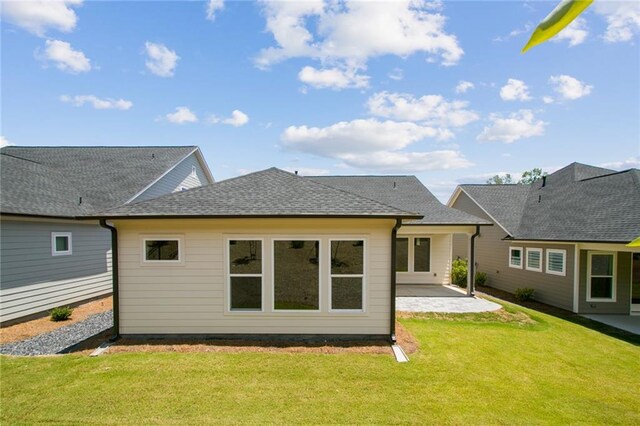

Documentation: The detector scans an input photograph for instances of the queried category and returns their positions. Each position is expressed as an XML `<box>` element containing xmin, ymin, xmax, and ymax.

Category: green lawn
<box><xmin>2</xmin><ymin>301</ymin><xmax>639</xmax><ymax>425</ymax></box>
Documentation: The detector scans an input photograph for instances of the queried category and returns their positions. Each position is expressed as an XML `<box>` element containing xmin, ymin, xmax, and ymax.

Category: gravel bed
<box><xmin>0</xmin><ymin>311</ymin><xmax>113</xmax><ymax>356</ymax></box>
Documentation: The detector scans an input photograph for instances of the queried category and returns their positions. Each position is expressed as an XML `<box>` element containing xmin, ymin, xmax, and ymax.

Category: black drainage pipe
<box><xmin>389</xmin><ymin>218</ymin><xmax>402</xmax><ymax>343</ymax></box>
<box><xmin>468</xmin><ymin>225</ymin><xmax>481</xmax><ymax>297</ymax></box>
<box><xmin>99</xmin><ymin>219</ymin><xmax>120</xmax><ymax>341</ymax></box>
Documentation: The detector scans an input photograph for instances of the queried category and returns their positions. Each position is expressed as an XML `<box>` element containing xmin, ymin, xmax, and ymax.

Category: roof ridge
<box><xmin>2</xmin><ymin>145</ymin><xmax>198</xmax><ymax>149</ymax></box>
<box><xmin>303</xmin><ymin>173</ymin><xmax>420</xmax><ymax>216</ymax></box>
<box><xmin>578</xmin><ymin>168</ymin><xmax>635</xmax><ymax>182</ymax></box>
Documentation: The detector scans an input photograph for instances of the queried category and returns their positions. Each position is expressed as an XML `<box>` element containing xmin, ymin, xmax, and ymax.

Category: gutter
<box><xmin>99</xmin><ymin>219</ymin><xmax>120</xmax><ymax>341</ymax></box>
<box><xmin>389</xmin><ymin>218</ymin><xmax>402</xmax><ymax>343</ymax></box>
<box><xmin>468</xmin><ymin>225</ymin><xmax>481</xmax><ymax>297</ymax></box>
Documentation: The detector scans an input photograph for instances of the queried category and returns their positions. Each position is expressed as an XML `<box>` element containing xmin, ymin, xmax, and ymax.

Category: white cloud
<box><xmin>144</xmin><ymin>42</ymin><xmax>179</xmax><ymax>77</ymax></box>
<box><xmin>298</xmin><ymin>65</ymin><xmax>369</xmax><ymax>90</ymax></box>
<box><xmin>455</xmin><ymin>80</ymin><xmax>474</xmax><ymax>94</ymax></box>
<box><xmin>552</xmin><ymin>17</ymin><xmax>588</xmax><ymax>46</ymax></box>
<box><xmin>280</xmin><ymin>118</ymin><xmax>470</xmax><ymax>172</ymax></box>
<box><xmin>388</xmin><ymin>67</ymin><xmax>404</xmax><ymax>81</ymax></box>
<box><xmin>206</xmin><ymin>0</ymin><xmax>224</xmax><ymax>21</ymax></box>
<box><xmin>499</xmin><ymin>79</ymin><xmax>532</xmax><ymax>101</ymax></box>
<box><xmin>36</xmin><ymin>39</ymin><xmax>91</xmax><ymax>73</ymax></box>
<box><xmin>600</xmin><ymin>157</ymin><xmax>640</xmax><ymax>170</ymax></box>
<box><xmin>493</xmin><ymin>24</ymin><xmax>532</xmax><ymax>42</ymax></box>
<box><xmin>282</xmin><ymin>167</ymin><xmax>330</xmax><ymax>176</ymax></box>
<box><xmin>367</xmin><ymin>91</ymin><xmax>479</xmax><ymax>128</ymax></box>
<box><xmin>1</xmin><ymin>0</ymin><xmax>82</xmax><ymax>36</ymax></box>
<box><xmin>1</xmin><ymin>136</ymin><xmax>14</xmax><ymax>148</ymax></box>
<box><xmin>549</xmin><ymin>75</ymin><xmax>593</xmax><ymax>100</ymax></box>
<box><xmin>163</xmin><ymin>107</ymin><xmax>198</xmax><ymax>124</ymax></box>
<box><xmin>477</xmin><ymin>109</ymin><xmax>546</xmax><ymax>143</ymax></box>
<box><xmin>208</xmin><ymin>110</ymin><xmax>250</xmax><ymax>127</ymax></box>
<box><xmin>60</xmin><ymin>95</ymin><xmax>132</xmax><ymax>110</ymax></box>
<box><xmin>542</xmin><ymin>96</ymin><xmax>554</xmax><ymax>104</ymax></box>
<box><xmin>594</xmin><ymin>1</ymin><xmax>640</xmax><ymax>43</ymax></box>
<box><xmin>255</xmin><ymin>0</ymin><xmax>463</xmax><ymax>74</ymax></box>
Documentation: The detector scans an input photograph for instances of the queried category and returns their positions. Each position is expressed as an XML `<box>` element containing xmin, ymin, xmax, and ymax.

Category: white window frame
<box><xmin>396</xmin><ymin>236</ymin><xmax>431</xmax><ymax>274</ymax></box>
<box><xmin>141</xmin><ymin>235</ymin><xmax>184</xmax><ymax>265</ymax></box>
<box><xmin>525</xmin><ymin>248</ymin><xmax>543</xmax><ymax>272</ymax></box>
<box><xmin>272</xmin><ymin>238</ymin><xmax>321</xmax><ymax>313</ymax></box>
<box><xmin>586</xmin><ymin>251</ymin><xmax>617</xmax><ymax>302</ymax></box>
<box><xmin>329</xmin><ymin>239</ymin><xmax>366</xmax><ymax>313</ymax></box>
<box><xmin>546</xmin><ymin>249</ymin><xmax>566</xmax><ymax>276</ymax></box>
<box><xmin>509</xmin><ymin>246</ymin><xmax>523</xmax><ymax>269</ymax></box>
<box><xmin>51</xmin><ymin>232</ymin><xmax>72</xmax><ymax>256</ymax></box>
<box><xmin>226</xmin><ymin>238</ymin><xmax>265</xmax><ymax>313</ymax></box>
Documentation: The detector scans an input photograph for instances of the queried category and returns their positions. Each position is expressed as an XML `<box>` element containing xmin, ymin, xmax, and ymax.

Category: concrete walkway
<box><xmin>396</xmin><ymin>285</ymin><xmax>502</xmax><ymax>313</ymax></box>
<box><xmin>582</xmin><ymin>314</ymin><xmax>640</xmax><ymax>335</ymax></box>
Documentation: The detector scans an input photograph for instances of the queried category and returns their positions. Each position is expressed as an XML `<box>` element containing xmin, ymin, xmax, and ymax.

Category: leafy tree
<box><xmin>486</xmin><ymin>168</ymin><xmax>548</xmax><ymax>185</ymax></box>
<box><xmin>520</xmin><ymin>168</ymin><xmax>548</xmax><ymax>184</ymax></box>
<box><xmin>486</xmin><ymin>174</ymin><xmax>514</xmax><ymax>185</ymax></box>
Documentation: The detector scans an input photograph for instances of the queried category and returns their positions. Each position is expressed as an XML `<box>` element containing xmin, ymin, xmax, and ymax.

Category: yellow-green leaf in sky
<box><xmin>522</xmin><ymin>0</ymin><xmax>594</xmax><ymax>53</ymax></box>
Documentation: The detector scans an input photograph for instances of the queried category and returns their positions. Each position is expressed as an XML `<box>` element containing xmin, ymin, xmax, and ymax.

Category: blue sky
<box><xmin>2</xmin><ymin>0</ymin><xmax>639</xmax><ymax>201</ymax></box>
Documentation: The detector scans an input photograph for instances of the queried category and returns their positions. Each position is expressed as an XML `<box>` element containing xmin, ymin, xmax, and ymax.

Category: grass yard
<box><xmin>1</xmin><ymin>301</ymin><xmax>639</xmax><ymax>425</ymax></box>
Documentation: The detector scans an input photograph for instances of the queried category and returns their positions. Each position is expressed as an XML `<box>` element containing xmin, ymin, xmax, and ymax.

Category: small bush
<box><xmin>50</xmin><ymin>306</ymin><xmax>73</xmax><ymax>322</ymax></box>
<box><xmin>451</xmin><ymin>258</ymin><xmax>468</xmax><ymax>288</ymax></box>
<box><xmin>515</xmin><ymin>288</ymin><xmax>535</xmax><ymax>302</ymax></box>
<box><xmin>475</xmin><ymin>271</ymin><xmax>488</xmax><ymax>286</ymax></box>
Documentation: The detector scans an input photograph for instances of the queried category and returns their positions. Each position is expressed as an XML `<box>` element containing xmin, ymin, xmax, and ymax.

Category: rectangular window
<box><xmin>546</xmin><ymin>249</ymin><xmax>566</xmax><ymax>276</ymax></box>
<box><xmin>273</xmin><ymin>240</ymin><xmax>320</xmax><ymax>311</ymax></box>
<box><xmin>228</xmin><ymin>240</ymin><xmax>263</xmax><ymax>311</ymax></box>
<box><xmin>396</xmin><ymin>238</ymin><xmax>409</xmax><ymax>272</ymax></box>
<box><xmin>509</xmin><ymin>247</ymin><xmax>523</xmax><ymax>269</ymax></box>
<box><xmin>526</xmin><ymin>248</ymin><xmax>542</xmax><ymax>272</ymax></box>
<box><xmin>144</xmin><ymin>237</ymin><xmax>182</xmax><ymax>263</ymax></box>
<box><xmin>587</xmin><ymin>252</ymin><xmax>616</xmax><ymax>301</ymax></box>
<box><xmin>330</xmin><ymin>240</ymin><xmax>364</xmax><ymax>311</ymax></box>
<box><xmin>413</xmin><ymin>238</ymin><xmax>431</xmax><ymax>272</ymax></box>
<box><xmin>51</xmin><ymin>232</ymin><xmax>72</xmax><ymax>256</ymax></box>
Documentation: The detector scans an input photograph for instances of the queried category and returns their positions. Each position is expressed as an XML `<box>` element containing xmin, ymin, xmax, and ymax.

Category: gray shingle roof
<box><xmin>458</xmin><ymin>163</ymin><xmax>640</xmax><ymax>243</ymax></box>
<box><xmin>1</xmin><ymin>146</ymin><xmax>197</xmax><ymax>217</ymax></box>
<box><xmin>94</xmin><ymin>168</ymin><xmax>422</xmax><ymax>219</ymax></box>
<box><xmin>309</xmin><ymin>175</ymin><xmax>490</xmax><ymax>225</ymax></box>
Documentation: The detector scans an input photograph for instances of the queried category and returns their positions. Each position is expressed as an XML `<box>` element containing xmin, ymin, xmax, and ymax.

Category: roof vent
<box><xmin>152</xmin><ymin>153</ymin><xmax>155</xmax><ymax>159</ymax></box>
<box><xmin>294</xmin><ymin>170</ymin><xmax>298</xmax><ymax>175</ymax></box>
<box><xmin>541</xmin><ymin>175</ymin><xmax>546</xmax><ymax>187</ymax></box>
<box><xmin>393</xmin><ymin>181</ymin><xmax>396</xmax><ymax>189</ymax></box>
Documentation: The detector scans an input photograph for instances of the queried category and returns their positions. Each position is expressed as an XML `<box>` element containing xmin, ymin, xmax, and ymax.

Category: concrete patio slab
<box><xmin>396</xmin><ymin>295</ymin><xmax>501</xmax><ymax>313</ymax></box>
<box><xmin>397</xmin><ymin>284</ymin><xmax>468</xmax><ymax>297</ymax></box>
<box><xmin>582</xmin><ymin>314</ymin><xmax>640</xmax><ymax>335</ymax></box>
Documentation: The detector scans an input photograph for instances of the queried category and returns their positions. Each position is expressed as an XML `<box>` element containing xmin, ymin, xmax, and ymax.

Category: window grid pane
<box><xmin>55</xmin><ymin>236</ymin><xmax>69</xmax><ymax>252</ymax></box>
<box><xmin>396</xmin><ymin>238</ymin><xmax>408</xmax><ymax>272</ymax></box>
<box><xmin>331</xmin><ymin>240</ymin><xmax>364</xmax><ymax>311</ymax></box>
<box><xmin>414</xmin><ymin>238</ymin><xmax>431</xmax><ymax>272</ymax></box>
<box><xmin>548</xmin><ymin>252</ymin><xmax>564</xmax><ymax>272</ymax></box>
<box><xmin>229</xmin><ymin>240</ymin><xmax>262</xmax><ymax>274</ymax></box>
<box><xmin>331</xmin><ymin>277</ymin><xmax>363</xmax><ymax>310</ymax></box>
<box><xmin>527</xmin><ymin>250</ymin><xmax>541</xmax><ymax>270</ymax></box>
<box><xmin>510</xmin><ymin>249</ymin><xmax>522</xmax><ymax>266</ymax></box>
<box><xmin>274</xmin><ymin>240</ymin><xmax>320</xmax><ymax>310</ymax></box>
<box><xmin>145</xmin><ymin>240</ymin><xmax>179</xmax><ymax>261</ymax></box>
<box><xmin>230</xmin><ymin>277</ymin><xmax>262</xmax><ymax>310</ymax></box>
<box><xmin>331</xmin><ymin>240</ymin><xmax>363</xmax><ymax>275</ymax></box>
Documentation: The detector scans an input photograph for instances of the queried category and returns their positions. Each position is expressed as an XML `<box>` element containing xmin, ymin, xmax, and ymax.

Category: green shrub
<box><xmin>475</xmin><ymin>271</ymin><xmax>488</xmax><ymax>286</ymax></box>
<box><xmin>50</xmin><ymin>306</ymin><xmax>73</xmax><ymax>322</ymax></box>
<box><xmin>451</xmin><ymin>258</ymin><xmax>468</xmax><ymax>288</ymax></box>
<box><xmin>514</xmin><ymin>288</ymin><xmax>535</xmax><ymax>302</ymax></box>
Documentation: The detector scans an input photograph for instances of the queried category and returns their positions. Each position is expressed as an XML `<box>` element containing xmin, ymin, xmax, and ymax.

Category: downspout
<box><xmin>99</xmin><ymin>219</ymin><xmax>120</xmax><ymax>341</ymax></box>
<box><xmin>390</xmin><ymin>218</ymin><xmax>402</xmax><ymax>343</ymax></box>
<box><xmin>468</xmin><ymin>225</ymin><xmax>481</xmax><ymax>296</ymax></box>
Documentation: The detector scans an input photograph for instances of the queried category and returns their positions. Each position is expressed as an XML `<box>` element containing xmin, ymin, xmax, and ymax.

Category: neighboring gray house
<box><xmin>448</xmin><ymin>163</ymin><xmax>640</xmax><ymax>316</ymax></box>
<box><xmin>0</xmin><ymin>146</ymin><xmax>214</xmax><ymax>324</ymax></box>
<box><xmin>86</xmin><ymin>168</ymin><xmax>488</xmax><ymax>340</ymax></box>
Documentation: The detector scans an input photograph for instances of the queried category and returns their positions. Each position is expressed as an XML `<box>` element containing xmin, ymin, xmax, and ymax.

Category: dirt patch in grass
<box><xmin>85</xmin><ymin>322</ymin><xmax>417</xmax><ymax>356</ymax></box>
<box><xmin>397</xmin><ymin>308</ymin><xmax>536</xmax><ymax>326</ymax></box>
<box><xmin>0</xmin><ymin>296</ymin><xmax>112</xmax><ymax>344</ymax></box>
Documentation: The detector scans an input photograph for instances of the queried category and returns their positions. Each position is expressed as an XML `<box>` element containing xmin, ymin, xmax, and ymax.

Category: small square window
<box><xmin>526</xmin><ymin>248</ymin><xmax>542</xmax><ymax>272</ymax></box>
<box><xmin>509</xmin><ymin>247</ymin><xmax>523</xmax><ymax>269</ymax></box>
<box><xmin>546</xmin><ymin>249</ymin><xmax>566</xmax><ymax>276</ymax></box>
<box><xmin>51</xmin><ymin>232</ymin><xmax>72</xmax><ymax>256</ymax></box>
<box><xmin>143</xmin><ymin>238</ymin><xmax>181</xmax><ymax>262</ymax></box>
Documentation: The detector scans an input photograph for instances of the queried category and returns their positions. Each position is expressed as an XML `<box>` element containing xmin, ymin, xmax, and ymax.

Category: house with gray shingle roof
<box><xmin>0</xmin><ymin>146</ymin><xmax>214</xmax><ymax>324</ymax></box>
<box><xmin>448</xmin><ymin>162</ymin><xmax>640</xmax><ymax>316</ymax></box>
<box><xmin>88</xmin><ymin>167</ymin><xmax>488</xmax><ymax>341</ymax></box>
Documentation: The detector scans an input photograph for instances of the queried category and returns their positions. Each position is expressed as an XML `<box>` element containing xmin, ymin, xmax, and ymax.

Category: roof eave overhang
<box><xmin>79</xmin><ymin>214</ymin><xmax>423</xmax><ymax>221</ymax></box>
<box><xmin>503</xmin><ymin>236</ymin><xmax>633</xmax><ymax>245</ymax></box>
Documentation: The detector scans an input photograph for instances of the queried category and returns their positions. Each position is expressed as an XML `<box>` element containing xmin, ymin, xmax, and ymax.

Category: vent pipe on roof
<box><xmin>79</xmin><ymin>197</ymin><xmax>82</xmax><ymax>205</ymax></box>
<box><xmin>152</xmin><ymin>153</ymin><xmax>155</xmax><ymax>159</ymax></box>
<box><xmin>295</xmin><ymin>170</ymin><xmax>298</xmax><ymax>175</ymax></box>
<box><xmin>393</xmin><ymin>181</ymin><xmax>396</xmax><ymax>189</ymax></box>
<box><xmin>541</xmin><ymin>176</ymin><xmax>546</xmax><ymax>187</ymax></box>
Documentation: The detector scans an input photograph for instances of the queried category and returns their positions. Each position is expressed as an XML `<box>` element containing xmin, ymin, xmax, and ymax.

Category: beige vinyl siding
<box><xmin>135</xmin><ymin>153</ymin><xmax>209</xmax><ymax>202</ymax></box>
<box><xmin>578</xmin><ymin>250</ymin><xmax>631</xmax><ymax>314</ymax></box>
<box><xmin>451</xmin><ymin>192</ymin><xmax>574</xmax><ymax>310</ymax></box>
<box><xmin>0</xmin><ymin>220</ymin><xmax>112</xmax><ymax>323</ymax></box>
<box><xmin>114</xmin><ymin>218</ymin><xmax>394</xmax><ymax>335</ymax></box>
<box><xmin>396</xmin><ymin>230</ymin><xmax>452</xmax><ymax>285</ymax></box>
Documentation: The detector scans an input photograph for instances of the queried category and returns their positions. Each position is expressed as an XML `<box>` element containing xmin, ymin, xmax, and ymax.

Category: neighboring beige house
<box><xmin>0</xmin><ymin>146</ymin><xmax>214</xmax><ymax>324</ymax></box>
<box><xmin>448</xmin><ymin>163</ymin><xmax>640</xmax><ymax>316</ymax></box>
<box><xmin>90</xmin><ymin>168</ymin><xmax>488</xmax><ymax>341</ymax></box>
